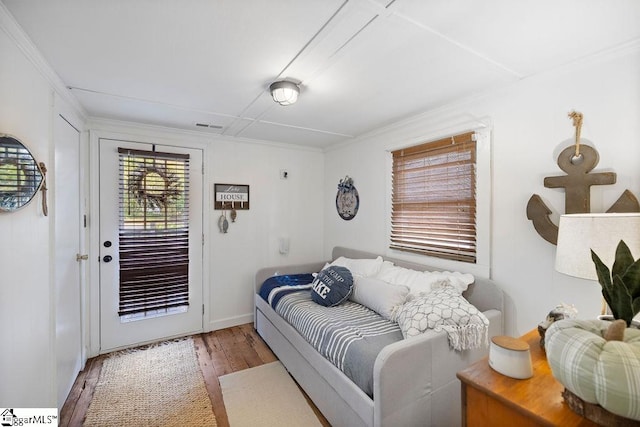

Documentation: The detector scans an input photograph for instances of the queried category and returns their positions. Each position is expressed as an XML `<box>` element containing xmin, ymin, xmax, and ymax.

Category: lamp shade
<box><xmin>269</xmin><ymin>81</ymin><xmax>299</xmax><ymax>106</ymax></box>
<box><xmin>555</xmin><ymin>213</ymin><xmax>640</xmax><ymax>280</ymax></box>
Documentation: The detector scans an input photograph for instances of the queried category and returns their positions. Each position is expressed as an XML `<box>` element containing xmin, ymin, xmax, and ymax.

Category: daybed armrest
<box><xmin>373</xmin><ymin>309</ymin><xmax>502</xmax><ymax>427</ymax></box>
<box><xmin>254</xmin><ymin>261</ymin><xmax>328</xmax><ymax>293</ymax></box>
<box><xmin>374</xmin><ymin>330</ymin><xmax>439</xmax><ymax>427</ymax></box>
<box><xmin>464</xmin><ymin>277</ymin><xmax>504</xmax><ymax>314</ymax></box>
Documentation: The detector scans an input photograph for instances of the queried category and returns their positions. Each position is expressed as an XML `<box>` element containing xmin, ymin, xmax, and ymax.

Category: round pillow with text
<box><xmin>311</xmin><ymin>266</ymin><xmax>353</xmax><ymax>307</ymax></box>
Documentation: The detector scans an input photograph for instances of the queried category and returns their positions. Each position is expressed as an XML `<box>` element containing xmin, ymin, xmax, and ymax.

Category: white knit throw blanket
<box><xmin>396</xmin><ymin>280</ymin><xmax>489</xmax><ymax>351</ymax></box>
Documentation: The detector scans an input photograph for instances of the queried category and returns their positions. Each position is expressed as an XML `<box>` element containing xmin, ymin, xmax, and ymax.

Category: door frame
<box><xmin>52</xmin><ymin>94</ymin><xmax>87</xmax><ymax>407</ymax></box>
<box><xmin>88</xmin><ymin>127</ymin><xmax>211</xmax><ymax>356</ymax></box>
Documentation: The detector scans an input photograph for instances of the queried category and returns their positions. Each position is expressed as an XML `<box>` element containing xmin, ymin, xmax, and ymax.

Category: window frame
<box><xmin>386</xmin><ymin>127</ymin><xmax>491</xmax><ymax>278</ymax></box>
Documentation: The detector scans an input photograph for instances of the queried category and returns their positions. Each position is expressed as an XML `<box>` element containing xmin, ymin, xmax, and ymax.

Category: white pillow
<box><xmin>377</xmin><ymin>260</ymin><xmax>395</xmax><ymax>275</ymax></box>
<box><xmin>375</xmin><ymin>265</ymin><xmax>435</xmax><ymax>295</ymax></box>
<box><xmin>330</xmin><ymin>256</ymin><xmax>384</xmax><ymax>278</ymax></box>
<box><xmin>350</xmin><ymin>277</ymin><xmax>409</xmax><ymax>321</ymax></box>
<box><xmin>421</xmin><ymin>271</ymin><xmax>475</xmax><ymax>294</ymax></box>
<box><xmin>376</xmin><ymin>265</ymin><xmax>475</xmax><ymax>295</ymax></box>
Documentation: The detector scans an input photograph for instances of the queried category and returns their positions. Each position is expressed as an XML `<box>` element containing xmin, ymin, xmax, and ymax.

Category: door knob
<box><xmin>103</xmin><ymin>255</ymin><xmax>113</xmax><ymax>263</ymax></box>
<box><xmin>76</xmin><ymin>254</ymin><xmax>89</xmax><ymax>262</ymax></box>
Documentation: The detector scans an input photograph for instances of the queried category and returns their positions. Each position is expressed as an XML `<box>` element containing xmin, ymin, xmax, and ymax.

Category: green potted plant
<box><xmin>591</xmin><ymin>240</ymin><xmax>640</xmax><ymax>327</ymax></box>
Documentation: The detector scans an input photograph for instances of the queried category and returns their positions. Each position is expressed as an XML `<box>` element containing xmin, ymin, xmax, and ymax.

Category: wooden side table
<box><xmin>457</xmin><ymin>329</ymin><xmax>598</xmax><ymax>427</ymax></box>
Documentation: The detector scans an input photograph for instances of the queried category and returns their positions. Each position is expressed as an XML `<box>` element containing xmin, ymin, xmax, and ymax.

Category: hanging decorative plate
<box><xmin>336</xmin><ymin>175</ymin><xmax>359</xmax><ymax>220</ymax></box>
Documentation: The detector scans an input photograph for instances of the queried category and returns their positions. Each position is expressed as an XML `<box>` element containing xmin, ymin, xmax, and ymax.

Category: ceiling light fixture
<box><xmin>269</xmin><ymin>81</ymin><xmax>299</xmax><ymax>106</ymax></box>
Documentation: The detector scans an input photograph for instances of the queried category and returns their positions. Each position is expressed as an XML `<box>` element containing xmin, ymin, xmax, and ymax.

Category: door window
<box><xmin>117</xmin><ymin>148</ymin><xmax>190</xmax><ymax>321</ymax></box>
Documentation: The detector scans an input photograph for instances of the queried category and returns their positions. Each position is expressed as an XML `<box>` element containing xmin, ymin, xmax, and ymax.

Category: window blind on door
<box><xmin>117</xmin><ymin>148</ymin><xmax>190</xmax><ymax>317</ymax></box>
<box><xmin>390</xmin><ymin>132</ymin><xmax>477</xmax><ymax>263</ymax></box>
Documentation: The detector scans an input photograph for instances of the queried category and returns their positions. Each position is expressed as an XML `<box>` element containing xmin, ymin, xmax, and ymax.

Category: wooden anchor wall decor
<box><xmin>526</xmin><ymin>111</ymin><xmax>640</xmax><ymax>245</ymax></box>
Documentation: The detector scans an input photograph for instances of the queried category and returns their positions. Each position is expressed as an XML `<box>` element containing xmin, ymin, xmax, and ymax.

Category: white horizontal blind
<box><xmin>118</xmin><ymin>148</ymin><xmax>190</xmax><ymax>316</ymax></box>
<box><xmin>391</xmin><ymin>132</ymin><xmax>477</xmax><ymax>263</ymax></box>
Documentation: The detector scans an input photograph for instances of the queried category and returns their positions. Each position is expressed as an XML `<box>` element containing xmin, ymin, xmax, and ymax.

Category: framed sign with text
<box><xmin>214</xmin><ymin>183</ymin><xmax>250</xmax><ymax>210</ymax></box>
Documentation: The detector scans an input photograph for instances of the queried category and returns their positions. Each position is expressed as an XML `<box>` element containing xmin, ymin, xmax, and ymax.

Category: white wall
<box><xmin>208</xmin><ymin>138</ymin><xmax>324</xmax><ymax>329</ymax></box>
<box><xmin>0</xmin><ymin>22</ymin><xmax>55</xmax><ymax>407</ymax></box>
<box><xmin>86</xmin><ymin>122</ymin><xmax>325</xmax><ymax>351</ymax></box>
<box><xmin>323</xmin><ymin>46</ymin><xmax>640</xmax><ymax>336</ymax></box>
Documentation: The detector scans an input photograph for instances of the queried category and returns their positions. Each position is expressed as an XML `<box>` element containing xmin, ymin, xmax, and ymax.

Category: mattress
<box><xmin>259</xmin><ymin>275</ymin><xmax>403</xmax><ymax>397</ymax></box>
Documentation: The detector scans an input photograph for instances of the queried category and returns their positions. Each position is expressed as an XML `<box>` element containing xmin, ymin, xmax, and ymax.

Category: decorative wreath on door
<box><xmin>128</xmin><ymin>165</ymin><xmax>182</xmax><ymax>209</ymax></box>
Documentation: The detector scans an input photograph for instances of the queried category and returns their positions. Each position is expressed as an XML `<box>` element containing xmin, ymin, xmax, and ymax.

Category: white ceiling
<box><xmin>3</xmin><ymin>0</ymin><xmax>640</xmax><ymax>148</ymax></box>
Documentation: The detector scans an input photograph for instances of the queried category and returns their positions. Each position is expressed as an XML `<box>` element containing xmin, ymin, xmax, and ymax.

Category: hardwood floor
<box><xmin>59</xmin><ymin>323</ymin><xmax>330</xmax><ymax>427</ymax></box>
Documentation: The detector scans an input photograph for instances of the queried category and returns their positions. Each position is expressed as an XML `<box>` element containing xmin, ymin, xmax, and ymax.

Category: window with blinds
<box><xmin>390</xmin><ymin>132</ymin><xmax>477</xmax><ymax>263</ymax></box>
<box><xmin>118</xmin><ymin>148</ymin><xmax>190</xmax><ymax>318</ymax></box>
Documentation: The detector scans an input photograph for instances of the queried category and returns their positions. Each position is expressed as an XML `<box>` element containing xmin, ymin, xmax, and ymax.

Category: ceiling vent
<box><xmin>195</xmin><ymin>122</ymin><xmax>224</xmax><ymax>132</ymax></box>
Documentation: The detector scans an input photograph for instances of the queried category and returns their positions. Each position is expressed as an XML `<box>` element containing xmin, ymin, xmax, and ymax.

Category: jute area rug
<box><xmin>83</xmin><ymin>338</ymin><xmax>217</xmax><ymax>427</ymax></box>
<box><xmin>220</xmin><ymin>361</ymin><xmax>322</xmax><ymax>427</ymax></box>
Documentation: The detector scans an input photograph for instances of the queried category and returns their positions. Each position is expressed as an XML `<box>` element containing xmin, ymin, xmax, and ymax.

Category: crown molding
<box><xmin>87</xmin><ymin>117</ymin><xmax>324</xmax><ymax>153</ymax></box>
<box><xmin>0</xmin><ymin>3</ymin><xmax>87</xmax><ymax>120</ymax></box>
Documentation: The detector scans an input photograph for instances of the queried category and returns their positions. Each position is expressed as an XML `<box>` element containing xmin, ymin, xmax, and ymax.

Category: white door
<box><xmin>54</xmin><ymin>115</ymin><xmax>83</xmax><ymax>409</ymax></box>
<box><xmin>99</xmin><ymin>138</ymin><xmax>203</xmax><ymax>351</ymax></box>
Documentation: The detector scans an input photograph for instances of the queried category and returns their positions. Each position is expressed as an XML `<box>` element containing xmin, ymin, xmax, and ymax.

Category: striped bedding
<box><xmin>260</xmin><ymin>276</ymin><xmax>403</xmax><ymax>397</ymax></box>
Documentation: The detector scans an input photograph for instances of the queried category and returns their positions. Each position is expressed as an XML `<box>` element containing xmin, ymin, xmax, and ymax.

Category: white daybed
<box><xmin>254</xmin><ymin>247</ymin><xmax>504</xmax><ymax>427</ymax></box>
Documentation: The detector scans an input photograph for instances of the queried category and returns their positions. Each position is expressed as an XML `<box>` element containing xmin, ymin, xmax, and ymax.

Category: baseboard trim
<box><xmin>208</xmin><ymin>313</ymin><xmax>254</xmax><ymax>332</ymax></box>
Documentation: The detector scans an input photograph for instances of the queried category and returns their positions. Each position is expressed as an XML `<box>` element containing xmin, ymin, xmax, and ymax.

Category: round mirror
<box><xmin>0</xmin><ymin>134</ymin><xmax>44</xmax><ymax>212</ymax></box>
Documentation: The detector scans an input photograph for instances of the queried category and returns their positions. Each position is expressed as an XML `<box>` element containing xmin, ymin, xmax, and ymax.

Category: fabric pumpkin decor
<box><xmin>311</xmin><ymin>266</ymin><xmax>354</xmax><ymax>307</ymax></box>
<box><xmin>545</xmin><ymin>318</ymin><xmax>640</xmax><ymax>421</ymax></box>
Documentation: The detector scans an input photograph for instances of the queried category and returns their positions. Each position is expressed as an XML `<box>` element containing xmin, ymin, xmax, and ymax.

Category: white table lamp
<box><xmin>555</xmin><ymin>213</ymin><xmax>640</xmax><ymax>314</ymax></box>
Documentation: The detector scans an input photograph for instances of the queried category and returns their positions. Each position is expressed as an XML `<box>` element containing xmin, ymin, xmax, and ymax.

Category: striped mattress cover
<box><xmin>259</xmin><ymin>275</ymin><xmax>403</xmax><ymax>398</ymax></box>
